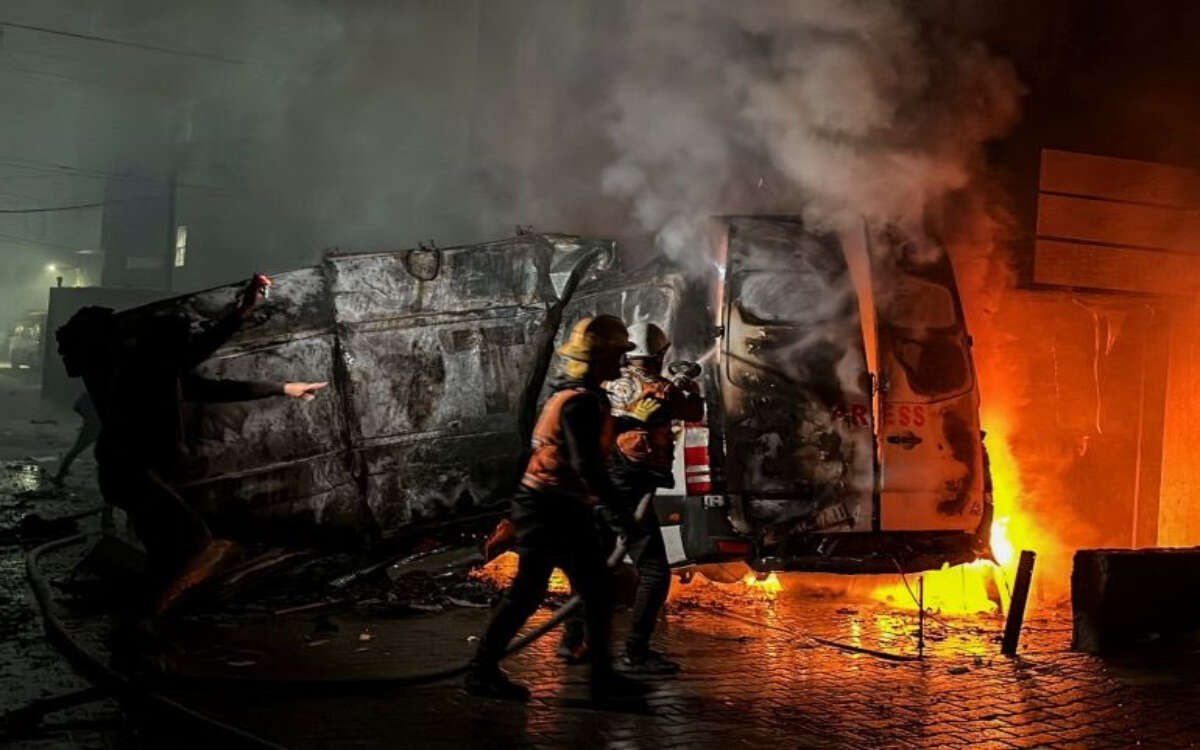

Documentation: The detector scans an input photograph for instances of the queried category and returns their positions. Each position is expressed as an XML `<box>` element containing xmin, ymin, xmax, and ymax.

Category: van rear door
<box><xmin>873</xmin><ymin>235</ymin><xmax>985</xmax><ymax>532</ymax></box>
<box><xmin>720</xmin><ymin>217</ymin><xmax>875</xmax><ymax>538</ymax></box>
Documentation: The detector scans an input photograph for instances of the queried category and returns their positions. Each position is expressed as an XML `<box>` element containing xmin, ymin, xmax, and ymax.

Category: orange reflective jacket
<box><xmin>521</xmin><ymin>387</ymin><xmax>615</xmax><ymax>500</ymax></box>
<box><xmin>605</xmin><ymin>366</ymin><xmax>704</xmax><ymax>469</ymax></box>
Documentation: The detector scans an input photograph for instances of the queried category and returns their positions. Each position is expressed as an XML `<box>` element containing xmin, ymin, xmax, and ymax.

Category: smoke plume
<box><xmin>601</xmin><ymin>0</ymin><xmax>1022</xmax><ymax>268</ymax></box>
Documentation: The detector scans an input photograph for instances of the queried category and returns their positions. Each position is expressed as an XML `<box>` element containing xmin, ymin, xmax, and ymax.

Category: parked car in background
<box><xmin>8</xmin><ymin>310</ymin><xmax>46</xmax><ymax>369</ymax></box>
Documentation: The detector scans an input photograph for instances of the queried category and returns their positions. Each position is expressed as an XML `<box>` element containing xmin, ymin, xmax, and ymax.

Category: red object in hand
<box><xmin>484</xmin><ymin>519</ymin><xmax>517</xmax><ymax>562</ymax></box>
<box><xmin>253</xmin><ymin>273</ymin><xmax>273</xmax><ymax>298</ymax></box>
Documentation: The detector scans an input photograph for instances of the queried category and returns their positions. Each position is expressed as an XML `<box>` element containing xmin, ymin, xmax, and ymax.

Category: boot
<box><xmin>556</xmin><ymin>619</ymin><xmax>589</xmax><ymax>664</ymax></box>
<box><xmin>464</xmin><ymin>662</ymin><xmax>531</xmax><ymax>702</ymax></box>
<box><xmin>616</xmin><ymin>647</ymin><xmax>680</xmax><ymax>675</ymax></box>
<box><xmin>589</xmin><ymin>669</ymin><xmax>651</xmax><ymax>706</ymax></box>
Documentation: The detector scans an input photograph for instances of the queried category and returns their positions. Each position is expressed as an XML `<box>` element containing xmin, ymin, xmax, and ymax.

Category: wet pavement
<box><xmin>132</xmin><ymin>587</ymin><xmax>1195</xmax><ymax>749</ymax></box>
<box><xmin>0</xmin><ymin>367</ymin><xmax>120</xmax><ymax>748</ymax></box>
<box><xmin>5</xmin><ymin>366</ymin><xmax>1200</xmax><ymax>748</ymax></box>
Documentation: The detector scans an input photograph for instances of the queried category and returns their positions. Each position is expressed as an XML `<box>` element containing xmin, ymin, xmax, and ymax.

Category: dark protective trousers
<box><xmin>97</xmin><ymin>459</ymin><xmax>213</xmax><ymax>585</ymax></box>
<box><xmin>608</xmin><ymin>466</ymin><xmax>672</xmax><ymax>656</ymax></box>
<box><xmin>474</xmin><ymin>491</ymin><xmax>614</xmax><ymax>676</ymax></box>
<box><xmin>562</xmin><ymin>464</ymin><xmax>672</xmax><ymax>657</ymax></box>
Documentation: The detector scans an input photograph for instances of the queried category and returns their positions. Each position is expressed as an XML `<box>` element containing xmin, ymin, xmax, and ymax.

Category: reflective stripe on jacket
<box><xmin>521</xmin><ymin>387</ymin><xmax>615</xmax><ymax>499</ymax></box>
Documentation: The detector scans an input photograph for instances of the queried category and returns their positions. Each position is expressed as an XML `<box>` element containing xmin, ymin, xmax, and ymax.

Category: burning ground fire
<box><xmin>871</xmin><ymin>410</ymin><xmax>1039</xmax><ymax>616</ymax></box>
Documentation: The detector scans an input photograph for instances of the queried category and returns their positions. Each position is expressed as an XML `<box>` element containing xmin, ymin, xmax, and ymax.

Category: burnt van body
<box><xmin>111</xmin><ymin>218</ymin><xmax>990</xmax><ymax>573</ymax></box>
<box><xmin>555</xmin><ymin>216</ymin><xmax>992</xmax><ymax>574</ymax></box>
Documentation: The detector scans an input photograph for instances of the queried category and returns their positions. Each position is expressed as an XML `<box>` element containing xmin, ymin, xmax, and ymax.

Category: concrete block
<box><xmin>1072</xmin><ymin>547</ymin><xmax>1200</xmax><ymax>653</ymax></box>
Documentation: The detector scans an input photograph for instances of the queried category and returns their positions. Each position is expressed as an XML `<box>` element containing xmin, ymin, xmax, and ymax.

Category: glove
<box><xmin>595</xmin><ymin>505</ymin><xmax>637</xmax><ymax>539</ymax></box>
<box><xmin>628</xmin><ymin>396</ymin><xmax>663</xmax><ymax>423</ymax></box>
<box><xmin>483</xmin><ymin>519</ymin><xmax>517</xmax><ymax>561</ymax></box>
<box><xmin>238</xmin><ymin>273</ymin><xmax>273</xmax><ymax>316</ymax></box>
<box><xmin>666</xmin><ymin>360</ymin><xmax>701</xmax><ymax>386</ymax></box>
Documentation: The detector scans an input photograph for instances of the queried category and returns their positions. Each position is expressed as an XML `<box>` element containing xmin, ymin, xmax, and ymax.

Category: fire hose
<box><xmin>24</xmin><ymin>533</ymin><xmax>287</xmax><ymax>748</ymax></box>
<box><xmin>164</xmin><ymin>492</ymin><xmax>656</xmax><ymax>691</ymax></box>
<box><xmin>20</xmin><ymin>492</ymin><xmax>655</xmax><ymax>746</ymax></box>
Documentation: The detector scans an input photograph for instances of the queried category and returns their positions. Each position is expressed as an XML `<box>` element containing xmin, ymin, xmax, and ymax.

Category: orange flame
<box><xmin>741</xmin><ymin>572</ymin><xmax>782</xmax><ymax>600</ymax></box>
<box><xmin>470</xmin><ymin>551</ymin><xmax>572</xmax><ymax>593</ymax></box>
<box><xmin>870</xmin><ymin>409</ymin><xmax>1041</xmax><ymax>615</ymax></box>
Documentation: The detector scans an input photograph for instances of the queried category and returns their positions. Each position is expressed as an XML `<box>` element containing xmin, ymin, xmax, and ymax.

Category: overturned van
<box><xmin>118</xmin><ymin>216</ymin><xmax>990</xmax><ymax>574</ymax></box>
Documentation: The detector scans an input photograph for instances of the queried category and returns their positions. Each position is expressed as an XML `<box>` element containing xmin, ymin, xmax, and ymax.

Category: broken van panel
<box><xmin>871</xmin><ymin>229</ymin><xmax>986</xmax><ymax>533</ymax></box>
<box><xmin>682</xmin><ymin>218</ymin><xmax>991</xmax><ymax>572</ymax></box>
<box><xmin>124</xmin><ymin>234</ymin><xmax>609</xmax><ymax>543</ymax></box>
<box><xmin>115</xmin><ymin>219</ymin><xmax>989</xmax><ymax>573</ymax></box>
<box><xmin>719</xmin><ymin>218</ymin><xmax>875</xmax><ymax>542</ymax></box>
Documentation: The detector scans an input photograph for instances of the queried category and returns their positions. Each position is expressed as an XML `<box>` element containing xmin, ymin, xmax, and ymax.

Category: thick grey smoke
<box><xmin>601</xmin><ymin>0</ymin><xmax>1022</xmax><ymax>269</ymax></box>
<box><xmin>2</xmin><ymin>0</ymin><xmax>1021</xmax><ymax>307</ymax></box>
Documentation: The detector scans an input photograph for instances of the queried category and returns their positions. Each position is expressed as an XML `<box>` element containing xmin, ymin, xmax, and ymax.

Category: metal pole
<box><xmin>1001</xmin><ymin>550</ymin><xmax>1037</xmax><ymax>656</ymax></box>
<box><xmin>916</xmin><ymin>576</ymin><xmax>926</xmax><ymax>657</ymax></box>
<box><xmin>917</xmin><ymin>575</ymin><xmax>925</xmax><ymax>659</ymax></box>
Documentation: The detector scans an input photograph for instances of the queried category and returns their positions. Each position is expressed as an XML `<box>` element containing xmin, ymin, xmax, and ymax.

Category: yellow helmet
<box><xmin>557</xmin><ymin>315</ymin><xmax>635</xmax><ymax>362</ymax></box>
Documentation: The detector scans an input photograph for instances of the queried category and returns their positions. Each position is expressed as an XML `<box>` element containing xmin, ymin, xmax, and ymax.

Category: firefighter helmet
<box><xmin>626</xmin><ymin>322</ymin><xmax>670</xmax><ymax>359</ymax></box>
<box><xmin>557</xmin><ymin>315</ymin><xmax>635</xmax><ymax>362</ymax></box>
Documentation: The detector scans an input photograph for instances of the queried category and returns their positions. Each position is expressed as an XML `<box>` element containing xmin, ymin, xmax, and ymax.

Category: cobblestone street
<box><xmin>153</xmin><ymin>592</ymin><xmax>1200</xmax><ymax>749</ymax></box>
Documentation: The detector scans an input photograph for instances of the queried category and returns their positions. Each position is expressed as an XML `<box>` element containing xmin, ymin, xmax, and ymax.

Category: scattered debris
<box><xmin>0</xmin><ymin>513</ymin><xmax>79</xmax><ymax>545</ymax></box>
<box><xmin>947</xmin><ymin>666</ymin><xmax>970</xmax><ymax>675</ymax></box>
<box><xmin>273</xmin><ymin>599</ymin><xmax>349</xmax><ymax>618</ymax></box>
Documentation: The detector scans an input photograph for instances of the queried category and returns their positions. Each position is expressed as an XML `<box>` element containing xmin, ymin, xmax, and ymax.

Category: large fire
<box><xmin>472</xmin><ymin>551</ymin><xmax>572</xmax><ymax>594</ymax></box>
<box><xmin>742</xmin><ymin>572</ymin><xmax>783</xmax><ymax>600</ymax></box>
<box><xmin>870</xmin><ymin>408</ymin><xmax>1045</xmax><ymax>616</ymax></box>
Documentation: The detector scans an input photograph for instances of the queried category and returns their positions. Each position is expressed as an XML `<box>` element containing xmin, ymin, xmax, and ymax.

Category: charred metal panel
<box><xmin>325</xmin><ymin>239</ymin><xmax>544</xmax><ymax>324</ymax></box>
<box><xmin>179</xmin><ymin>455</ymin><xmax>364</xmax><ymax>543</ymax></box>
<box><xmin>360</xmin><ymin>433</ymin><xmax>524</xmax><ymax>533</ymax></box>
<box><xmin>170</xmin><ymin>267</ymin><xmax>333</xmax><ymax>345</ymax></box>
<box><xmin>107</xmin><ymin>235</ymin><xmax>615</xmax><ymax>543</ymax></box>
<box><xmin>720</xmin><ymin>217</ymin><xmax>875</xmax><ymax>543</ymax></box>
<box><xmin>151</xmin><ymin>267</ymin><xmax>358</xmax><ymax>541</ymax></box>
<box><xmin>325</xmin><ymin>238</ymin><xmax>555</xmax><ymax>539</ymax></box>
<box><xmin>185</xmin><ymin>336</ymin><xmax>345</xmax><ymax>476</ymax></box>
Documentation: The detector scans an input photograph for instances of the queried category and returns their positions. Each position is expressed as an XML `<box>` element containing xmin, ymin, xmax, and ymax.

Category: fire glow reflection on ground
<box><xmin>871</xmin><ymin>411</ymin><xmax>1040</xmax><ymax>616</ymax></box>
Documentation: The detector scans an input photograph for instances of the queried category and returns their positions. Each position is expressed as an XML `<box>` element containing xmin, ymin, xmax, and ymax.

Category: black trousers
<box><xmin>608</xmin><ymin>465</ymin><xmax>672</xmax><ymax>656</ymax></box>
<box><xmin>97</xmin><ymin>459</ymin><xmax>213</xmax><ymax>584</ymax></box>
<box><xmin>562</xmin><ymin>464</ymin><xmax>672</xmax><ymax>657</ymax></box>
<box><xmin>474</xmin><ymin>492</ymin><xmax>614</xmax><ymax>677</ymax></box>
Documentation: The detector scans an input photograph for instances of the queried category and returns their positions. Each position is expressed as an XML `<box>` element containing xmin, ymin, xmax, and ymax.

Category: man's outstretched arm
<box><xmin>182</xmin><ymin>375</ymin><xmax>327</xmax><ymax>403</ymax></box>
<box><xmin>183</xmin><ymin>275</ymin><xmax>270</xmax><ymax>371</ymax></box>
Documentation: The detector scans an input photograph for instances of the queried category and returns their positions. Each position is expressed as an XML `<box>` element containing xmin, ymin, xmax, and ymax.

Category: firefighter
<box><xmin>465</xmin><ymin>315</ymin><xmax>648</xmax><ymax>704</ymax></box>
<box><xmin>55</xmin><ymin>276</ymin><xmax>327</xmax><ymax>616</ymax></box>
<box><xmin>601</xmin><ymin>321</ymin><xmax>703</xmax><ymax>674</ymax></box>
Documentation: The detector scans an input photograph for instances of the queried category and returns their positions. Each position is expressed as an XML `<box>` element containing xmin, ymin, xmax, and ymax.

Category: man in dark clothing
<box><xmin>56</xmin><ymin>276</ymin><xmax>327</xmax><ymax>614</ymax></box>
<box><xmin>465</xmin><ymin>314</ymin><xmax>646</xmax><ymax>704</ymax></box>
<box><xmin>52</xmin><ymin>392</ymin><xmax>100</xmax><ymax>485</ymax></box>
